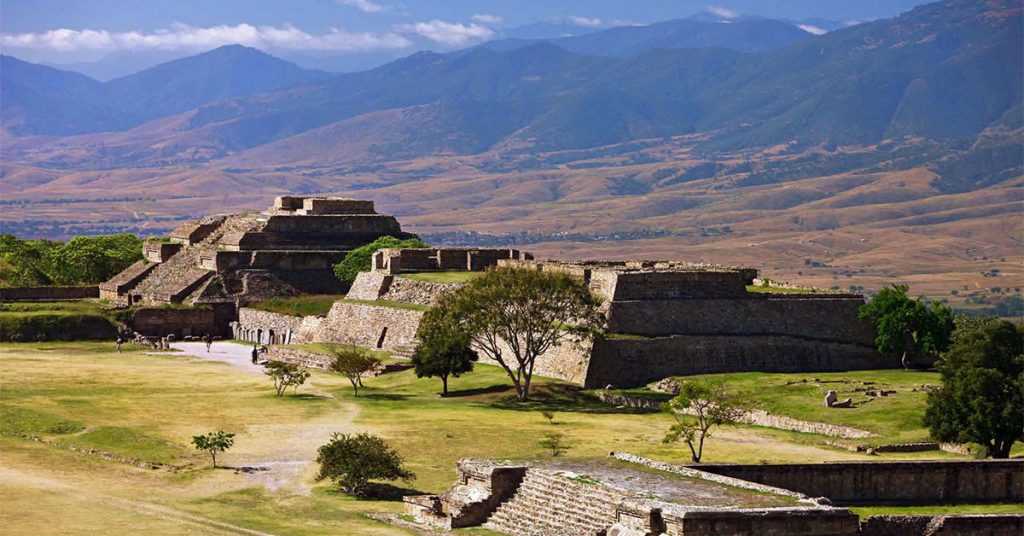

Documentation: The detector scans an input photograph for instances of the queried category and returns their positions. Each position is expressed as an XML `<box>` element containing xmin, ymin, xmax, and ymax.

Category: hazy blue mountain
<box><xmin>2</xmin><ymin>0</ymin><xmax>1019</xmax><ymax>190</ymax></box>
<box><xmin>480</xmin><ymin>16</ymin><xmax>813</xmax><ymax>57</ymax></box>
<box><xmin>1</xmin><ymin>46</ymin><xmax>331</xmax><ymax>136</ymax></box>
<box><xmin>0</xmin><ymin>55</ymin><xmax>130</xmax><ymax>135</ymax></box>
<box><xmin>106</xmin><ymin>45</ymin><xmax>332</xmax><ymax>122</ymax></box>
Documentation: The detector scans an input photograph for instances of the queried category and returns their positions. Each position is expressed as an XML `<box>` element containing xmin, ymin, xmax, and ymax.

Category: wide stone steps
<box><xmin>483</xmin><ymin>471</ymin><xmax>625</xmax><ymax>536</ymax></box>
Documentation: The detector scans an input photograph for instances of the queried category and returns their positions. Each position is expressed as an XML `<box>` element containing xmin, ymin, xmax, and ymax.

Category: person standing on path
<box><xmin>251</xmin><ymin>344</ymin><xmax>260</xmax><ymax>365</ymax></box>
<box><xmin>204</xmin><ymin>333</ymin><xmax>213</xmax><ymax>353</ymax></box>
<box><xmin>115</xmin><ymin>335</ymin><xmax>124</xmax><ymax>354</ymax></box>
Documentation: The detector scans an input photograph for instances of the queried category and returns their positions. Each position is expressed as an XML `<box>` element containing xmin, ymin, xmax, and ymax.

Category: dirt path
<box><xmin>0</xmin><ymin>464</ymin><xmax>278</xmax><ymax>536</ymax></box>
<box><xmin>172</xmin><ymin>342</ymin><xmax>360</xmax><ymax>494</ymax></box>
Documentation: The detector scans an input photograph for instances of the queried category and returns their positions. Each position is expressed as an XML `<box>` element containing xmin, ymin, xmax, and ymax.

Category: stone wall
<box><xmin>346</xmin><ymin>271</ymin><xmax>391</xmax><ymax>300</ymax></box>
<box><xmin>372</xmin><ymin>247</ymin><xmax>530</xmax><ymax>274</ymax></box>
<box><xmin>132</xmin><ymin>307</ymin><xmax>219</xmax><ymax>338</ymax></box>
<box><xmin>605</xmin><ymin>296</ymin><xmax>875</xmax><ymax>344</ymax></box>
<box><xmin>694</xmin><ymin>460</ymin><xmax>1024</xmax><ymax>505</ymax></box>
<box><xmin>477</xmin><ymin>336</ymin><xmax>595</xmax><ymax>386</ymax></box>
<box><xmin>234</xmin><ymin>307</ymin><xmax>307</xmax><ymax>344</ymax></box>
<box><xmin>311</xmin><ymin>301</ymin><xmax>425</xmax><ymax>355</ymax></box>
<box><xmin>661</xmin><ymin>508</ymin><xmax>859</xmax><ymax>536</ymax></box>
<box><xmin>346</xmin><ymin>272</ymin><xmax>459</xmax><ymax>306</ymax></box>
<box><xmin>0</xmin><ymin>286</ymin><xmax>99</xmax><ymax>302</ymax></box>
<box><xmin>143</xmin><ymin>242</ymin><xmax>182</xmax><ymax>263</ymax></box>
<box><xmin>859</xmin><ymin>514</ymin><xmax>1024</xmax><ymax>536</ymax></box>
<box><xmin>582</xmin><ymin>335</ymin><xmax>895</xmax><ymax>389</ymax></box>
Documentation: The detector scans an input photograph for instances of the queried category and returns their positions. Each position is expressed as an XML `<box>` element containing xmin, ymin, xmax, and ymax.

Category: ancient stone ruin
<box><xmin>397</xmin><ymin>455</ymin><xmax>1024</xmax><ymax>536</ymax></box>
<box><xmin>99</xmin><ymin>196</ymin><xmax>416</xmax><ymax>335</ymax></box>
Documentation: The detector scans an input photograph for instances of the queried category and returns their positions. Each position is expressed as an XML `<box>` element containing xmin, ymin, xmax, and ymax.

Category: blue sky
<box><xmin>1</xmin><ymin>0</ymin><xmax>934</xmax><ymax>67</ymax></box>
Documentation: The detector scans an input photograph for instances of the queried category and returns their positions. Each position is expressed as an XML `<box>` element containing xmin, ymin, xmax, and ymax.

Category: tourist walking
<box><xmin>204</xmin><ymin>333</ymin><xmax>213</xmax><ymax>353</ymax></box>
<box><xmin>251</xmin><ymin>344</ymin><xmax>260</xmax><ymax>365</ymax></box>
<box><xmin>115</xmin><ymin>335</ymin><xmax>124</xmax><ymax>354</ymax></box>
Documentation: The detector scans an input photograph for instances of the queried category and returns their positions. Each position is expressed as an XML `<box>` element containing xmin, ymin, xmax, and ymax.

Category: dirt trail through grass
<box><xmin>172</xmin><ymin>342</ymin><xmax>359</xmax><ymax>494</ymax></box>
<box><xmin>0</xmin><ymin>464</ymin><xmax>278</xmax><ymax>535</ymax></box>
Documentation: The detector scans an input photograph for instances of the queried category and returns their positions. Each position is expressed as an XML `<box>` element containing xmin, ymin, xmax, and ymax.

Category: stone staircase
<box><xmin>483</xmin><ymin>470</ymin><xmax>626</xmax><ymax>536</ymax></box>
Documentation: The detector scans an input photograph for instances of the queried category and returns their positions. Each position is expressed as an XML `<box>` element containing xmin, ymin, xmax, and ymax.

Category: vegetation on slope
<box><xmin>248</xmin><ymin>295</ymin><xmax>344</xmax><ymax>317</ymax></box>
<box><xmin>332</xmin><ymin>236</ymin><xmax>428</xmax><ymax>284</ymax></box>
<box><xmin>0</xmin><ymin>234</ymin><xmax>142</xmax><ymax>287</ymax></box>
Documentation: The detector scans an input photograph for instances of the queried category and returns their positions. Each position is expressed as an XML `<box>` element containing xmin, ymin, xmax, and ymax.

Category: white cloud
<box><xmin>396</xmin><ymin>20</ymin><xmax>494</xmax><ymax>46</ymax></box>
<box><xmin>797</xmin><ymin>24</ymin><xmax>827</xmax><ymax>35</ymax></box>
<box><xmin>470</xmin><ymin>13</ymin><xmax>503</xmax><ymax>25</ymax></box>
<box><xmin>0</xmin><ymin>23</ymin><xmax>411</xmax><ymax>52</ymax></box>
<box><xmin>567</xmin><ymin>16</ymin><xmax>603</xmax><ymax>27</ymax></box>
<box><xmin>337</xmin><ymin>0</ymin><xmax>384</xmax><ymax>13</ymax></box>
<box><xmin>706</xmin><ymin>5</ymin><xmax>739</xmax><ymax>19</ymax></box>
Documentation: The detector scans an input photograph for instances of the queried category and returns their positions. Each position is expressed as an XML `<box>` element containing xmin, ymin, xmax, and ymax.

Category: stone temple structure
<box><xmin>100</xmin><ymin>196</ymin><xmax>415</xmax><ymax>334</ymax></box>
<box><xmin>238</xmin><ymin>252</ymin><xmax>898</xmax><ymax>387</ymax></box>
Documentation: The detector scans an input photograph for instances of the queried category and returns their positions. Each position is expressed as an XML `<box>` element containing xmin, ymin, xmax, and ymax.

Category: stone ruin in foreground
<box><xmin>396</xmin><ymin>456</ymin><xmax>1022</xmax><ymax>536</ymax></box>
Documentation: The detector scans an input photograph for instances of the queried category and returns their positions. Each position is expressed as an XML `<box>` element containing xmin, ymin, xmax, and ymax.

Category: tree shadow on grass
<box><xmin>358</xmin><ymin>392</ymin><xmax>411</xmax><ymax>401</ymax></box>
<box><xmin>317</xmin><ymin>482</ymin><xmax>427</xmax><ymax>501</ymax></box>
<box><xmin>444</xmin><ymin>384</ymin><xmax>513</xmax><ymax>398</ymax></box>
<box><xmin>488</xmin><ymin>384</ymin><xmax>657</xmax><ymax>415</ymax></box>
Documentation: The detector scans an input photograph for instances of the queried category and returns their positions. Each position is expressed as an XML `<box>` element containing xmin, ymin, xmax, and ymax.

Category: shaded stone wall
<box><xmin>0</xmin><ymin>286</ymin><xmax>99</xmax><ymax>302</ymax></box>
<box><xmin>663</xmin><ymin>509</ymin><xmax>859</xmax><ymax>536</ymax></box>
<box><xmin>234</xmin><ymin>307</ymin><xmax>306</xmax><ymax>344</ymax></box>
<box><xmin>695</xmin><ymin>460</ymin><xmax>1024</xmax><ymax>505</ymax></box>
<box><xmin>580</xmin><ymin>336</ymin><xmax>894</xmax><ymax>389</ymax></box>
<box><xmin>312</xmin><ymin>301</ymin><xmax>425</xmax><ymax>355</ymax></box>
<box><xmin>477</xmin><ymin>336</ymin><xmax>595</xmax><ymax>385</ymax></box>
<box><xmin>143</xmin><ymin>242</ymin><xmax>182</xmax><ymax>263</ymax></box>
<box><xmin>132</xmin><ymin>308</ymin><xmax>218</xmax><ymax>338</ymax></box>
<box><xmin>606</xmin><ymin>296</ymin><xmax>875</xmax><ymax>344</ymax></box>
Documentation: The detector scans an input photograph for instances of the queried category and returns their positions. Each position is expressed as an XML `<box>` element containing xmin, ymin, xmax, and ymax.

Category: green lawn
<box><xmin>399</xmin><ymin>271</ymin><xmax>482</xmax><ymax>284</ymax></box>
<box><xmin>672</xmin><ymin>370</ymin><xmax>942</xmax><ymax>445</ymax></box>
<box><xmin>0</xmin><ymin>341</ymin><xmax>992</xmax><ymax>535</ymax></box>
<box><xmin>248</xmin><ymin>295</ymin><xmax>346</xmax><ymax>317</ymax></box>
<box><xmin>852</xmin><ymin>503</ymin><xmax>1024</xmax><ymax>517</ymax></box>
<box><xmin>341</xmin><ymin>298</ymin><xmax>429</xmax><ymax>311</ymax></box>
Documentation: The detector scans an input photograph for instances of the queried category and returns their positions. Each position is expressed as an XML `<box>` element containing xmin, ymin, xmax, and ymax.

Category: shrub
<box><xmin>191</xmin><ymin>430</ymin><xmax>235</xmax><ymax>468</ymax></box>
<box><xmin>316</xmin><ymin>433</ymin><xmax>414</xmax><ymax>495</ymax></box>
<box><xmin>264</xmin><ymin>361</ymin><xmax>311</xmax><ymax>396</ymax></box>
<box><xmin>332</xmin><ymin>236</ymin><xmax>428</xmax><ymax>284</ymax></box>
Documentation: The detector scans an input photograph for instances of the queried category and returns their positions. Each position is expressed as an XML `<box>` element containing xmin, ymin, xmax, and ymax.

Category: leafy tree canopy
<box><xmin>264</xmin><ymin>361</ymin><xmax>311</xmax><ymax>396</ymax></box>
<box><xmin>663</xmin><ymin>381</ymin><xmax>745</xmax><ymax>463</ymax></box>
<box><xmin>0</xmin><ymin>233</ymin><xmax>143</xmax><ymax>287</ymax></box>
<box><xmin>858</xmin><ymin>284</ymin><xmax>955</xmax><ymax>357</ymax></box>
<box><xmin>924</xmin><ymin>320</ymin><xmax>1023</xmax><ymax>458</ymax></box>
<box><xmin>411</xmin><ymin>292</ymin><xmax>478</xmax><ymax>396</ymax></box>
<box><xmin>191</xmin><ymin>430</ymin><xmax>235</xmax><ymax>468</ymax></box>
<box><xmin>441</xmin><ymin>266</ymin><xmax>604</xmax><ymax>401</ymax></box>
<box><xmin>325</xmin><ymin>343</ymin><xmax>380</xmax><ymax>396</ymax></box>
<box><xmin>316</xmin><ymin>432</ymin><xmax>414</xmax><ymax>495</ymax></box>
<box><xmin>332</xmin><ymin>235</ymin><xmax>428</xmax><ymax>284</ymax></box>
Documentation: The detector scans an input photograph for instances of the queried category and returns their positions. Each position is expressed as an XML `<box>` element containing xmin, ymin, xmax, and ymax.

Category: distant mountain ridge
<box><xmin>1</xmin><ymin>45</ymin><xmax>330</xmax><ymax>136</ymax></box>
<box><xmin>1</xmin><ymin>0</ymin><xmax>1021</xmax><ymax>195</ymax></box>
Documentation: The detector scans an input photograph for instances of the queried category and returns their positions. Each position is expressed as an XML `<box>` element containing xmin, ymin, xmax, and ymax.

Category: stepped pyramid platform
<box><xmin>100</xmin><ymin>196</ymin><xmax>415</xmax><ymax>335</ymax></box>
<box><xmin>400</xmin><ymin>457</ymin><xmax>858</xmax><ymax>536</ymax></box>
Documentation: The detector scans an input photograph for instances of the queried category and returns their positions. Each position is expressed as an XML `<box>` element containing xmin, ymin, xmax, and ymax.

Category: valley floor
<box><xmin>0</xmin><ymin>341</ymin><xmax>1018</xmax><ymax>535</ymax></box>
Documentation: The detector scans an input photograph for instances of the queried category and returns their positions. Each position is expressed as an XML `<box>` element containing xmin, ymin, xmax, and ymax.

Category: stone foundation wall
<box><xmin>0</xmin><ymin>286</ymin><xmax>99</xmax><ymax>302</ymax></box>
<box><xmin>476</xmin><ymin>336</ymin><xmax>595</xmax><ymax>386</ymax></box>
<box><xmin>311</xmin><ymin>301</ymin><xmax>425</xmax><ymax>355</ymax></box>
<box><xmin>695</xmin><ymin>460</ymin><xmax>1024</xmax><ymax>505</ymax></box>
<box><xmin>605</xmin><ymin>296</ymin><xmax>874</xmax><ymax>344</ymax></box>
<box><xmin>663</xmin><ymin>508</ymin><xmax>859</xmax><ymax>536</ymax></box>
<box><xmin>234</xmin><ymin>307</ymin><xmax>307</xmax><ymax>344</ymax></box>
<box><xmin>582</xmin><ymin>335</ymin><xmax>893</xmax><ymax>389</ymax></box>
<box><xmin>132</xmin><ymin>307</ymin><xmax>219</xmax><ymax>338</ymax></box>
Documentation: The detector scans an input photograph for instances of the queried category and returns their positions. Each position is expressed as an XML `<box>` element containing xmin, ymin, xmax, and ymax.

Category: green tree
<box><xmin>663</xmin><ymin>381</ymin><xmax>745</xmax><ymax>463</ymax></box>
<box><xmin>858</xmin><ymin>284</ymin><xmax>955</xmax><ymax>365</ymax></box>
<box><xmin>46</xmin><ymin>234</ymin><xmax>143</xmax><ymax>285</ymax></box>
<box><xmin>316</xmin><ymin>432</ymin><xmax>414</xmax><ymax>495</ymax></box>
<box><xmin>191</xmin><ymin>430</ymin><xmax>235</xmax><ymax>468</ymax></box>
<box><xmin>332</xmin><ymin>236</ymin><xmax>428</xmax><ymax>284</ymax></box>
<box><xmin>264</xmin><ymin>361</ymin><xmax>311</xmax><ymax>396</ymax></box>
<box><xmin>325</xmin><ymin>343</ymin><xmax>380</xmax><ymax>397</ymax></box>
<box><xmin>442</xmin><ymin>266</ymin><xmax>603</xmax><ymax>401</ymax></box>
<box><xmin>924</xmin><ymin>320</ymin><xmax>1023</xmax><ymax>458</ymax></box>
<box><xmin>411</xmin><ymin>293</ymin><xmax>478</xmax><ymax>396</ymax></box>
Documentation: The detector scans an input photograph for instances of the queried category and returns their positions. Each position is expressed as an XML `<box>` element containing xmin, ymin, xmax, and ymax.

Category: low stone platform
<box><xmin>402</xmin><ymin>457</ymin><xmax>855</xmax><ymax>536</ymax></box>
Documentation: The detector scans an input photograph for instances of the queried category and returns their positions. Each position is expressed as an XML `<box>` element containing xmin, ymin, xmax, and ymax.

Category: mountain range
<box><xmin>1</xmin><ymin>0</ymin><xmax>1021</xmax><ymax>307</ymax></box>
